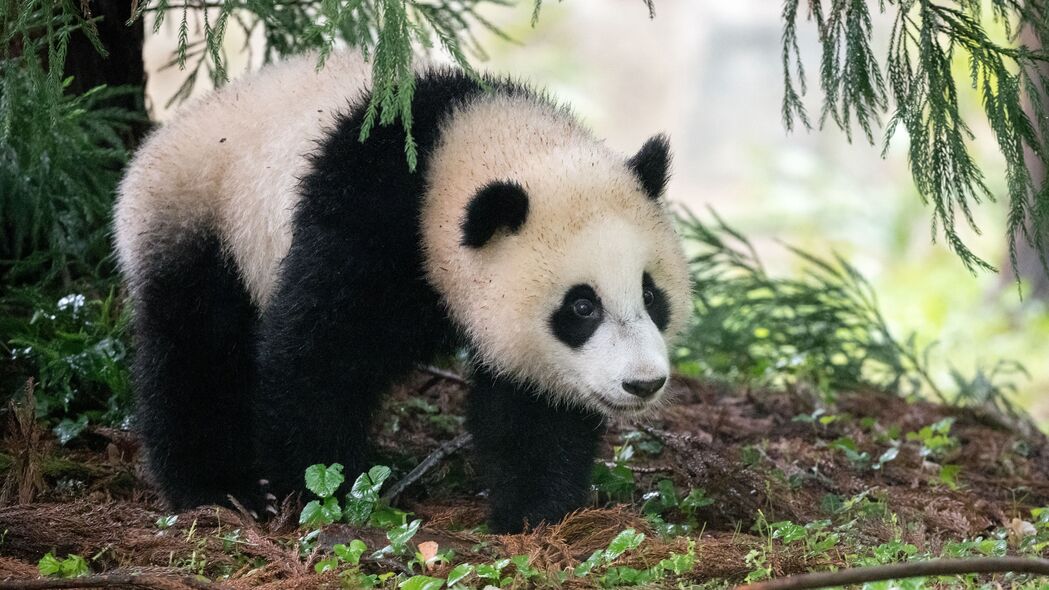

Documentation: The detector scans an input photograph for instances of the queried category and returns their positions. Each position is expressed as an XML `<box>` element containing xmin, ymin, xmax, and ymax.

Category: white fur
<box><xmin>114</xmin><ymin>52</ymin><xmax>372</xmax><ymax>306</ymax></box>
<box><xmin>421</xmin><ymin>96</ymin><xmax>691</xmax><ymax>416</ymax></box>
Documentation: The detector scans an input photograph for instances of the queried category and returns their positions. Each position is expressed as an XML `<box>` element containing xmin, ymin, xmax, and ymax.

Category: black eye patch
<box><xmin>549</xmin><ymin>284</ymin><xmax>602</xmax><ymax>349</ymax></box>
<box><xmin>643</xmin><ymin>272</ymin><xmax>670</xmax><ymax>331</ymax></box>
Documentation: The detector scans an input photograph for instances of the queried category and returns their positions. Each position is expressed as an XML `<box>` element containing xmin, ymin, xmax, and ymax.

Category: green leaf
<box><xmin>59</xmin><ymin>555</ymin><xmax>88</xmax><ymax>578</ymax></box>
<box><xmin>305</xmin><ymin>463</ymin><xmax>345</xmax><ymax>498</ymax></box>
<box><xmin>601</xmin><ymin>566</ymin><xmax>654</xmax><ymax>586</ymax></box>
<box><xmin>39</xmin><ymin>553</ymin><xmax>88</xmax><ymax>578</ymax></box>
<box><xmin>659</xmin><ymin>551</ymin><xmax>695</xmax><ymax>575</ymax></box>
<box><xmin>345</xmin><ymin>465</ymin><xmax>392</xmax><ymax>525</ymax></box>
<box><xmin>681</xmin><ymin>488</ymin><xmax>714</xmax><ymax>512</ymax></box>
<box><xmin>53</xmin><ymin>415</ymin><xmax>89</xmax><ymax>445</ymax></box>
<box><xmin>299</xmin><ymin>496</ymin><xmax>342</xmax><ymax>526</ymax></box>
<box><xmin>604</xmin><ymin>528</ymin><xmax>645</xmax><ymax>561</ymax></box>
<box><xmin>939</xmin><ymin>464</ymin><xmax>962</xmax><ymax>490</ymax></box>
<box><xmin>399</xmin><ymin>575</ymin><xmax>444</xmax><ymax>590</ymax></box>
<box><xmin>510</xmin><ymin>554</ymin><xmax>539</xmax><ymax>578</ymax></box>
<box><xmin>446</xmin><ymin>563</ymin><xmax>474</xmax><ymax>586</ymax></box>
<box><xmin>369</xmin><ymin>505</ymin><xmax>410</xmax><ymax>529</ymax></box>
<box><xmin>770</xmin><ymin>520</ymin><xmax>807</xmax><ymax>544</ymax></box>
<box><xmin>476</xmin><ymin>558</ymin><xmax>510</xmax><ymax>580</ymax></box>
<box><xmin>574</xmin><ymin>550</ymin><xmax>604</xmax><ymax>577</ymax></box>
<box><xmin>38</xmin><ymin>553</ymin><xmax>62</xmax><ymax>577</ymax></box>
<box><xmin>387</xmin><ymin>518</ymin><xmax>422</xmax><ymax>551</ymax></box>
<box><xmin>591</xmin><ymin>463</ymin><xmax>635</xmax><ymax>501</ymax></box>
<box><xmin>874</xmin><ymin>447</ymin><xmax>899</xmax><ymax>469</ymax></box>
<box><xmin>155</xmin><ymin>515</ymin><xmax>178</xmax><ymax>529</ymax></box>
<box><xmin>315</xmin><ymin>556</ymin><xmax>340</xmax><ymax>573</ymax></box>
<box><xmin>334</xmin><ymin>539</ymin><xmax>367</xmax><ymax>565</ymax></box>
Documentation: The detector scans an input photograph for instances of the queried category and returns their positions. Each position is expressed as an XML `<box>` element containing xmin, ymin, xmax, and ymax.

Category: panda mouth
<box><xmin>592</xmin><ymin>395</ymin><xmax>650</xmax><ymax>415</ymax></box>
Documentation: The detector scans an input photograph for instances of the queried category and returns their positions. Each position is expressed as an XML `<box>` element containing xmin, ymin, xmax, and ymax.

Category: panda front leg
<box><xmin>466</xmin><ymin>364</ymin><xmax>606</xmax><ymax>533</ymax></box>
<box><xmin>252</xmin><ymin>243</ymin><xmax>452</xmax><ymax>507</ymax></box>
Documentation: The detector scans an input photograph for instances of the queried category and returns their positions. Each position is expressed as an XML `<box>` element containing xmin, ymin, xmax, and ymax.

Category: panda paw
<box><xmin>225</xmin><ymin>479</ymin><xmax>281</xmax><ymax>522</ymax></box>
<box><xmin>256</xmin><ymin>478</ymin><xmax>280</xmax><ymax>518</ymax></box>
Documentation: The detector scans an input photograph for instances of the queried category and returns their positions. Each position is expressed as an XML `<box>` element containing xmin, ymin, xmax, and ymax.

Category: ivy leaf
<box><xmin>305</xmin><ymin>463</ymin><xmax>345</xmax><ymax>498</ymax></box>
<box><xmin>574</xmin><ymin>550</ymin><xmax>604</xmax><ymax>577</ymax></box>
<box><xmin>334</xmin><ymin>540</ymin><xmax>367</xmax><ymax>565</ymax></box>
<box><xmin>399</xmin><ymin>575</ymin><xmax>444</xmax><ymax>590</ymax></box>
<box><xmin>591</xmin><ymin>463</ymin><xmax>635</xmax><ymax>501</ymax></box>
<box><xmin>314</xmin><ymin>556</ymin><xmax>339</xmax><ymax>574</ymax></box>
<box><xmin>770</xmin><ymin>521</ymin><xmax>807</xmax><ymax>544</ymax></box>
<box><xmin>299</xmin><ymin>496</ymin><xmax>342</xmax><ymax>526</ymax></box>
<box><xmin>475</xmin><ymin>558</ymin><xmax>510</xmax><ymax>581</ymax></box>
<box><xmin>345</xmin><ymin>465</ymin><xmax>392</xmax><ymax>525</ymax></box>
<box><xmin>369</xmin><ymin>505</ymin><xmax>410</xmax><ymax>529</ymax></box>
<box><xmin>604</xmin><ymin>529</ymin><xmax>645</xmax><ymax>561</ymax></box>
<box><xmin>387</xmin><ymin>519</ymin><xmax>422</xmax><ymax>552</ymax></box>
<box><xmin>446</xmin><ymin>563</ymin><xmax>474</xmax><ymax>586</ymax></box>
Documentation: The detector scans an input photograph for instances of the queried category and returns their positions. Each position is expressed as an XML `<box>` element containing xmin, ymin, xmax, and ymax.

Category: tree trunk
<box><xmin>64</xmin><ymin>0</ymin><xmax>149</xmax><ymax>145</ymax></box>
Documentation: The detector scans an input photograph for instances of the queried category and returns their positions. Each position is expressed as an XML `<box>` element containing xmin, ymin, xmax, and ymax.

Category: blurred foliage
<box><xmin>782</xmin><ymin>0</ymin><xmax>1049</xmax><ymax>277</ymax></box>
<box><xmin>675</xmin><ymin>209</ymin><xmax>1025</xmax><ymax>415</ymax></box>
<box><xmin>1</xmin><ymin>0</ymin><xmax>141</xmax><ymax>284</ymax></box>
<box><xmin>0</xmin><ymin>61</ymin><xmax>137</xmax><ymax>284</ymax></box>
<box><xmin>1</xmin><ymin>287</ymin><xmax>132</xmax><ymax>439</ymax></box>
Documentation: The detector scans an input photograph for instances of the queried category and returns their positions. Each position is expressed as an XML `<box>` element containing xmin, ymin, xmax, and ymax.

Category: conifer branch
<box><xmin>783</xmin><ymin>0</ymin><xmax>1049</xmax><ymax>277</ymax></box>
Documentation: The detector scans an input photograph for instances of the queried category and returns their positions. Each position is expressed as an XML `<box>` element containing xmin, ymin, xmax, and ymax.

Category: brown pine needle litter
<box><xmin>2</xmin><ymin>371</ymin><xmax>1048</xmax><ymax>588</ymax></box>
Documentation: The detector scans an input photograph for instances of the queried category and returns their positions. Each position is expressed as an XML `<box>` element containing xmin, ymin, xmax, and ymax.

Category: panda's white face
<box><xmin>420</xmin><ymin>94</ymin><xmax>691</xmax><ymax>417</ymax></box>
<box><xmin>537</xmin><ymin>217</ymin><xmax>674</xmax><ymax>414</ymax></box>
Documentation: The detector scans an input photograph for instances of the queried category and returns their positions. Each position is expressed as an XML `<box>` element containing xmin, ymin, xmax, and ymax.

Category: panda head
<box><xmin>423</xmin><ymin>96</ymin><xmax>691</xmax><ymax>417</ymax></box>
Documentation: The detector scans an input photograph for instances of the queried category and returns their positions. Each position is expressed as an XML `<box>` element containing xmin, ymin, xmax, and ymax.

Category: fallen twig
<box><xmin>0</xmin><ymin>573</ymin><xmax>221</xmax><ymax>590</ymax></box>
<box><xmin>736</xmin><ymin>557</ymin><xmax>1049</xmax><ymax>590</ymax></box>
<box><xmin>381</xmin><ymin>432</ymin><xmax>473</xmax><ymax>503</ymax></box>
<box><xmin>418</xmin><ymin>366</ymin><xmax>468</xmax><ymax>387</ymax></box>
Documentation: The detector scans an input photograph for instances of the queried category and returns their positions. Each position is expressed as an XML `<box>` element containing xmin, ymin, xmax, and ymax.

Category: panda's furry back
<box><xmin>114</xmin><ymin>52</ymin><xmax>373</xmax><ymax>308</ymax></box>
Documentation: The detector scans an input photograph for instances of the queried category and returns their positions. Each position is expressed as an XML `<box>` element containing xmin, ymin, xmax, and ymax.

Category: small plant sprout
<box><xmin>299</xmin><ymin>463</ymin><xmax>345</xmax><ymax>526</ymax></box>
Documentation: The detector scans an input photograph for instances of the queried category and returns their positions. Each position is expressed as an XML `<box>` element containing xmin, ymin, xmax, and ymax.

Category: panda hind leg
<box><xmin>130</xmin><ymin>227</ymin><xmax>260</xmax><ymax>510</ymax></box>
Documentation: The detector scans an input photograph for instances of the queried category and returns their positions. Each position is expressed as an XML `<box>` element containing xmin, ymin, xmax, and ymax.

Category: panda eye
<box><xmin>643</xmin><ymin>289</ymin><xmax>655</xmax><ymax>307</ymax></box>
<box><xmin>572</xmin><ymin>298</ymin><xmax>596</xmax><ymax>318</ymax></box>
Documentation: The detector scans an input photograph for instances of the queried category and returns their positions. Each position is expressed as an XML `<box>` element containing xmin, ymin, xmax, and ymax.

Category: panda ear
<box><xmin>461</xmin><ymin>180</ymin><xmax>530</xmax><ymax>248</ymax></box>
<box><xmin>627</xmin><ymin>134</ymin><xmax>672</xmax><ymax>200</ymax></box>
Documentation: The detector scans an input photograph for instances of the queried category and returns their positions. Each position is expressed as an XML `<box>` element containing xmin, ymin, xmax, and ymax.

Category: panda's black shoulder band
<box><xmin>461</xmin><ymin>180</ymin><xmax>530</xmax><ymax>248</ymax></box>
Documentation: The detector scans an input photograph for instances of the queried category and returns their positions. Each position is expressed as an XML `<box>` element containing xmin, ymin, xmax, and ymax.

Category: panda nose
<box><xmin>622</xmin><ymin>376</ymin><xmax>667</xmax><ymax>399</ymax></box>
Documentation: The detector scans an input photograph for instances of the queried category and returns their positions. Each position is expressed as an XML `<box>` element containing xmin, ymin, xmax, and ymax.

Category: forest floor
<box><xmin>2</xmin><ymin>372</ymin><xmax>1049</xmax><ymax>589</ymax></box>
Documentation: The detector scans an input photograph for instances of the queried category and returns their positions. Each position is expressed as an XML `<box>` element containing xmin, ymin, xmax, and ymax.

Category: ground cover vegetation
<box><xmin>4</xmin><ymin>0</ymin><xmax>1049</xmax><ymax>588</ymax></box>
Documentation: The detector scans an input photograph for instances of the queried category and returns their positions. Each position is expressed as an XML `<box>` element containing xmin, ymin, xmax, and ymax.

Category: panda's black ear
<box><xmin>627</xmin><ymin>134</ymin><xmax>672</xmax><ymax>200</ymax></box>
<box><xmin>461</xmin><ymin>180</ymin><xmax>530</xmax><ymax>248</ymax></box>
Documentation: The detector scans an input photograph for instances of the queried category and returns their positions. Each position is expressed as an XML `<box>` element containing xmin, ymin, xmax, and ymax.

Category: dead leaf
<box><xmin>417</xmin><ymin>540</ymin><xmax>439</xmax><ymax>571</ymax></box>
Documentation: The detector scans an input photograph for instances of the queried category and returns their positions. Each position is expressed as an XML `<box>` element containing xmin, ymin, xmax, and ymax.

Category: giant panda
<box><xmin>114</xmin><ymin>51</ymin><xmax>691</xmax><ymax>534</ymax></box>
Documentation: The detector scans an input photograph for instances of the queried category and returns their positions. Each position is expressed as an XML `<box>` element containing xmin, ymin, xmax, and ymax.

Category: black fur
<box><xmin>550</xmin><ymin>284</ymin><xmax>602</xmax><ymax>349</ymax></box>
<box><xmin>251</xmin><ymin>70</ymin><xmax>483</xmax><ymax>499</ymax></box>
<box><xmin>131</xmin><ymin>228</ymin><xmax>258</xmax><ymax>509</ymax></box>
<box><xmin>461</xmin><ymin>181</ymin><xmax>530</xmax><ymax>248</ymax></box>
<box><xmin>627</xmin><ymin>134</ymin><xmax>672</xmax><ymax>200</ymax></box>
<box><xmin>129</xmin><ymin>69</ymin><xmax>607</xmax><ymax>532</ymax></box>
<box><xmin>643</xmin><ymin>271</ymin><xmax>671</xmax><ymax>331</ymax></box>
<box><xmin>467</xmin><ymin>366</ymin><xmax>605</xmax><ymax>534</ymax></box>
